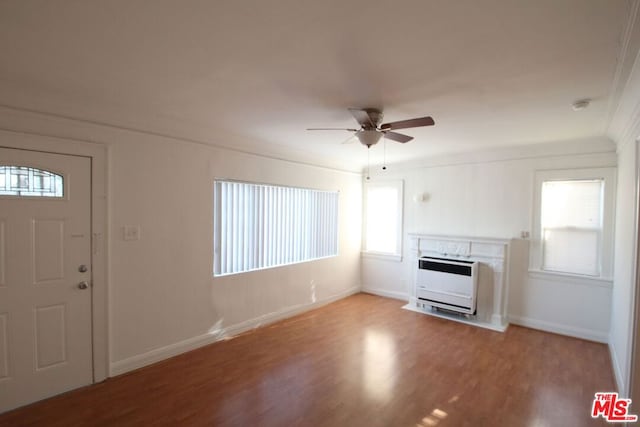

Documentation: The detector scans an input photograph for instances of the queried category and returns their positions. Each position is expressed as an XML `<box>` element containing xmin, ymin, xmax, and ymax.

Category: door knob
<box><xmin>78</xmin><ymin>281</ymin><xmax>89</xmax><ymax>290</ymax></box>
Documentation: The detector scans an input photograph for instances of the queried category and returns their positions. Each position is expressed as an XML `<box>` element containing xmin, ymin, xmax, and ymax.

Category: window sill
<box><xmin>527</xmin><ymin>269</ymin><xmax>613</xmax><ymax>288</ymax></box>
<box><xmin>361</xmin><ymin>251</ymin><xmax>402</xmax><ymax>262</ymax></box>
<box><xmin>214</xmin><ymin>254</ymin><xmax>339</xmax><ymax>277</ymax></box>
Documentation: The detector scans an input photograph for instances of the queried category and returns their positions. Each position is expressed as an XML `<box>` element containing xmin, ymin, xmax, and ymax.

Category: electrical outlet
<box><xmin>123</xmin><ymin>225</ymin><xmax>141</xmax><ymax>241</ymax></box>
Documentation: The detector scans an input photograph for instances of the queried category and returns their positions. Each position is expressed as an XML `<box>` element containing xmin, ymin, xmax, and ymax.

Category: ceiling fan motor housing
<box><xmin>362</xmin><ymin>109</ymin><xmax>383</xmax><ymax>128</ymax></box>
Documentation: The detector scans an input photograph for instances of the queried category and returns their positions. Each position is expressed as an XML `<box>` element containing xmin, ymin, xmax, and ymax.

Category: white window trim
<box><xmin>361</xmin><ymin>251</ymin><xmax>403</xmax><ymax>262</ymax></box>
<box><xmin>529</xmin><ymin>167</ymin><xmax>616</xmax><ymax>281</ymax></box>
<box><xmin>362</xmin><ymin>179</ymin><xmax>404</xmax><ymax>261</ymax></box>
<box><xmin>528</xmin><ymin>269</ymin><xmax>613</xmax><ymax>288</ymax></box>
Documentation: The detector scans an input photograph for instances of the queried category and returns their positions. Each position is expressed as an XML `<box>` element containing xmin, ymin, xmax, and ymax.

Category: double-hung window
<box><xmin>214</xmin><ymin>180</ymin><xmax>339</xmax><ymax>276</ymax></box>
<box><xmin>531</xmin><ymin>168</ymin><xmax>615</xmax><ymax>279</ymax></box>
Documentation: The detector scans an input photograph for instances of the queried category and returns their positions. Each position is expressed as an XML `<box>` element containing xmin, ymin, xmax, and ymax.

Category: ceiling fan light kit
<box><xmin>356</xmin><ymin>129</ymin><xmax>383</xmax><ymax>147</ymax></box>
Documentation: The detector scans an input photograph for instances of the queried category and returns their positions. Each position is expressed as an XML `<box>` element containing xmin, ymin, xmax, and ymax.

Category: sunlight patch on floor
<box><xmin>363</xmin><ymin>328</ymin><xmax>396</xmax><ymax>402</ymax></box>
<box><xmin>419</xmin><ymin>408</ymin><xmax>447</xmax><ymax>426</ymax></box>
<box><xmin>416</xmin><ymin>396</ymin><xmax>457</xmax><ymax>427</ymax></box>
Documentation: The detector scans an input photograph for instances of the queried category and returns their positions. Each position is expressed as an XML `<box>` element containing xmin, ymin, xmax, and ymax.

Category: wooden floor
<box><xmin>1</xmin><ymin>293</ymin><xmax>615</xmax><ymax>427</ymax></box>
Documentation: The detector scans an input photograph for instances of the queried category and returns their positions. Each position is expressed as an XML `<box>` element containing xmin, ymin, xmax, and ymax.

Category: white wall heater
<box><xmin>415</xmin><ymin>257</ymin><xmax>479</xmax><ymax>315</ymax></box>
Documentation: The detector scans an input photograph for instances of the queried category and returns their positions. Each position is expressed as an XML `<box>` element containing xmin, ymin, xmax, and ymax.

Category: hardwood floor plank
<box><xmin>0</xmin><ymin>293</ymin><xmax>615</xmax><ymax>426</ymax></box>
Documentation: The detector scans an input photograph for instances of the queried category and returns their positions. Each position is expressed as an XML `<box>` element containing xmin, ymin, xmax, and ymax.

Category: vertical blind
<box><xmin>541</xmin><ymin>179</ymin><xmax>603</xmax><ymax>276</ymax></box>
<box><xmin>214</xmin><ymin>180</ymin><xmax>339</xmax><ymax>276</ymax></box>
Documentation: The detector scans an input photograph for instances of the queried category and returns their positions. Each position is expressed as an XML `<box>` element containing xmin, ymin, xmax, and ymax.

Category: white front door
<box><xmin>0</xmin><ymin>147</ymin><xmax>93</xmax><ymax>413</ymax></box>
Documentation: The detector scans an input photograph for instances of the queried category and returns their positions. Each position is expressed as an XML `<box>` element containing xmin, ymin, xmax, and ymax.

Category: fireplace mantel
<box><xmin>406</xmin><ymin>233</ymin><xmax>511</xmax><ymax>331</ymax></box>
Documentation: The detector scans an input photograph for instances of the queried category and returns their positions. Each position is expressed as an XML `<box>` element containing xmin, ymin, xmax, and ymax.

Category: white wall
<box><xmin>0</xmin><ymin>107</ymin><xmax>363</xmax><ymax>375</ymax></box>
<box><xmin>610</xmin><ymin>139</ymin><xmax>638</xmax><ymax>394</ymax></box>
<box><xmin>362</xmin><ymin>139</ymin><xmax>616</xmax><ymax>342</ymax></box>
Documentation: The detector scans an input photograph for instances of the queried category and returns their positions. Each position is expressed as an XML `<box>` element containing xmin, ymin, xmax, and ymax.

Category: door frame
<box><xmin>631</xmin><ymin>138</ymin><xmax>640</xmax><ymax>400</ymax></box>
<box><xmin>0</xmin><ymin>129</ymin><xmax>108</xmax><ymax>383</ymax></box>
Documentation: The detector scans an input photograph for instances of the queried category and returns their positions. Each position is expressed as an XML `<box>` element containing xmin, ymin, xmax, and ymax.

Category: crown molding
<box><xmin>607</xmin><ymin>1</ymin><xmax>640</xmax><ymax>151</ymax></box>
<box><xmin>366</xmin><ymin>136</ymin><xmax>616</xmax><ymax>173</ymax></box>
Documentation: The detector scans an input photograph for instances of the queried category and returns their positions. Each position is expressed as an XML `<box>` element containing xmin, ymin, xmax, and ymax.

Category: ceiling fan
<box><xmin>307</xmin><ymin>108</ymin><xmax>435</xmax><ymax>147</ymax></box>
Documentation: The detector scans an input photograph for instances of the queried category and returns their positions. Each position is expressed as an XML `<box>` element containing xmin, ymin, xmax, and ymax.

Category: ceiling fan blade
<box><xmin>340</xmin><ymin>134</ymin><xmax>357</xmax><ymax>144</ymax></box>
<box><xmin>380</xmin><ymin>116</ymin><xmax>434</xmax><ymax>131</ymax></box>
<box><xmin>384</xmin><ymin>131</ymin><xmax>413</xmax><ymax>143</ymax></box>
<box><xmin>307</xmin><ymin>128</ymin><xmax>359</xmax><ymax>131</ymax></box>
<box><xmin>348</xmin><ymin>108</ymin><xmax>376</xmax><ymax>128</ymax></box>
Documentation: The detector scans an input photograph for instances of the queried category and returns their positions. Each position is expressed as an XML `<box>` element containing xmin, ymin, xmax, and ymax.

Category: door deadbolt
<box><xmin>78</xmin><ymin>265</ymin><xmax>88</xmax><ymax>273</ymax></box>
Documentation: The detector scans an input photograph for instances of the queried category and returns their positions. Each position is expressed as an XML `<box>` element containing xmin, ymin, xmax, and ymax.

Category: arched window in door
<box><xmin>0</xmin><ymin>166</ymin><xmax>64</xmax><ymax>197</ymax></box>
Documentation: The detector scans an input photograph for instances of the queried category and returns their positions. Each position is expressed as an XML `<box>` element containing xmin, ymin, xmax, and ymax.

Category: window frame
<box><xmin>530</xmin><ymin>167</ymin><xmax>616</xmax><ymax>281</ymax></box>
<box><xmin>362</xmin><ymin>179</ymin><xmax>404</xmax><ymax>261</ymax></box>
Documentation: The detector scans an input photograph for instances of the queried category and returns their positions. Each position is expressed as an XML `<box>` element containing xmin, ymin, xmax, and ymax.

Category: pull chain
<box><xmin>382</xmin><ymin>137</ymin><xmax>387</xmax><ymax>171</ymax></box>
<box><xmin>366</xmin><ymin>146</ymin><xmax>371</xmax><ymax>180</ymax></box>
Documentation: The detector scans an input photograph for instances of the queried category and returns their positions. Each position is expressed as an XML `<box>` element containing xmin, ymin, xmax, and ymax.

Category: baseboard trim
<box><xmin>361</xmin><ymin>287</ymin><xmax>409</xmax><ymax>301</ymax></box>
<box><xmin>109</xmin><ymin>286</ymin><xmax>360</xmax><ymax>377</ymax></box>
<box><xmin>609</xmin><ymin>341</ymin><xmax>627</xmax><ymax>395</ymax></box>
<box><xmin>509</xmin><ymin>315</ymin><xmax>608</xmax><ymax>343</ymax></box>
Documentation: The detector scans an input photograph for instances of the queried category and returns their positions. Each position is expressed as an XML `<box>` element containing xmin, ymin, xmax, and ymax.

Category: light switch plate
<box><xmin>123</xmin><ymin>225</ymin><xmax>141</xmax><ymax>241</ymax></box>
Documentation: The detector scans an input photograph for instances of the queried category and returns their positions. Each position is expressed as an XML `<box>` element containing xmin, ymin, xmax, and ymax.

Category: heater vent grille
<box><xmin>416</xmin><ymin>257</ymin><xmax>479</xmax><ymax>315</ymax></box>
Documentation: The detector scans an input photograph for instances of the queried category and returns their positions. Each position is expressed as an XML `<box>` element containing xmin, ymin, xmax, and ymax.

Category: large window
<box><xmin>214</xmin><ymin>180</ymin><xmax>339</xmax><ymax>276</ymax></box>
<box><xmin>363</xmin><ymin>180</ymin><xmax>403</xmax><ymax>259</ymax></box>
<box><xmin>531</xmin><ymin>168</ymin><xmax>615</xmax><ymax>279</ymax></box>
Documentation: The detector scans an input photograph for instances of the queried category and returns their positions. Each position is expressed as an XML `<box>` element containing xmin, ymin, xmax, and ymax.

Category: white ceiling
<box><xmin>0</xmin><ymin>0</ymin><xmax>635</xmax><ymax>171</ymax></box>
